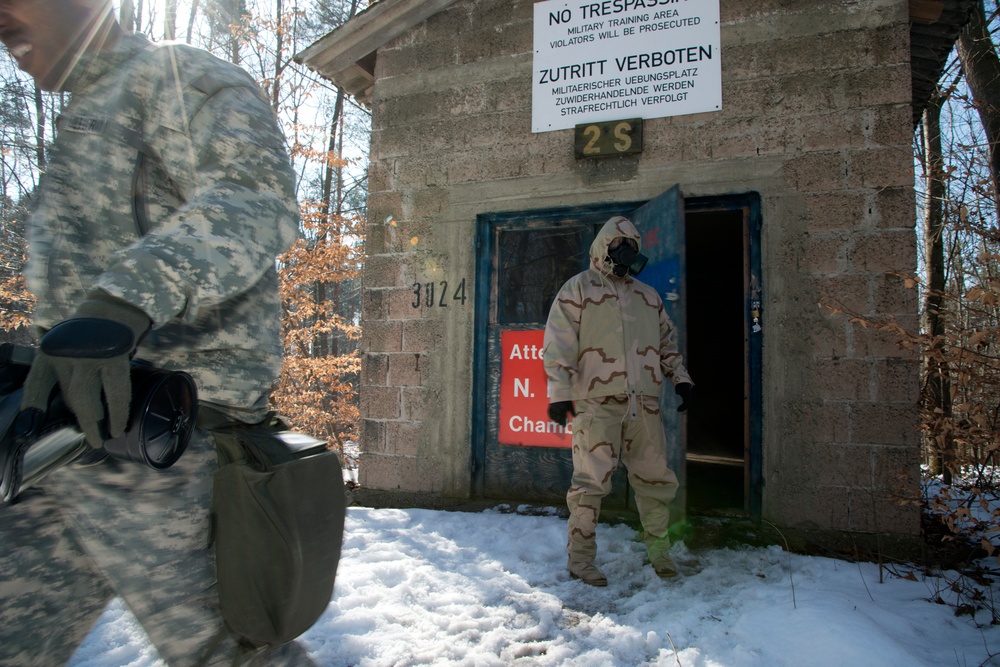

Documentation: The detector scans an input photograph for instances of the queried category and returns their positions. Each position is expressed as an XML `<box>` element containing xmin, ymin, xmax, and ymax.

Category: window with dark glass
<box><xmin>496</xmin><ymin>226</ymin><xmax>590</xmax><ymax>324</ymax></box>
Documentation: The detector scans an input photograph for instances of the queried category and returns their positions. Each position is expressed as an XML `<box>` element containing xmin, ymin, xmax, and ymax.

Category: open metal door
<box><xmin>629</xmin><ymin>185</ymin><xmax>687</xmax><ymax>522</ymax></box>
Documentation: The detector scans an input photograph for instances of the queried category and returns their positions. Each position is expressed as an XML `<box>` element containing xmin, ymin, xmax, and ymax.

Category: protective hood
<box><xmin>544</xmin><ymin>213</ymin><xmax>692</xmax><ymax>403</ymax></box>
<box><xmin>590</xmin><ymin>216</ymin><xmax>642</xmax><ymax>277</ymax></box>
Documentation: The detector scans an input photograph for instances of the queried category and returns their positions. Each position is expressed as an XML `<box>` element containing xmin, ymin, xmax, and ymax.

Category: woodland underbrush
<box><xmin>919</xmin><ymin>465</ymin><xmax>1000</xmax><ymax>627</ymax></box>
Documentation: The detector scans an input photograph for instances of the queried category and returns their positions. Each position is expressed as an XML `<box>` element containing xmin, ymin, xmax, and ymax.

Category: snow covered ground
<box><xmin>69</xmin><ymin>502</ymin><xmax>1000</xmax><ymax>667</ymax></box>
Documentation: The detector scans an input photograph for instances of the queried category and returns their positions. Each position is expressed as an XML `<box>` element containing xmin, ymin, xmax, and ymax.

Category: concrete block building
<box><xmin>299</xmin><ymin>0</ymin><xmax>973</xmax><ymax>536</ymax></box>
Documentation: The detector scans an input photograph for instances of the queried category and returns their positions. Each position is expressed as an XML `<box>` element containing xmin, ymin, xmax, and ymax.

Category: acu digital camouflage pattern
<box><xmin>543</xmin><ymin>216</ymin><xmax>691</xmax><ymax>582</ymax></box>
<box><xmin>2</xmin><ymin>31</ymin><xmax>306</xmax><ymax>666</ymax></box>
<box><xmin>26</xmin><ymin>32</ymin><xmax>299</xmax><ymax>415</ymax></box>
<box><xmin>0</xmin><ymin>431</ymin><xmax>315</xmax><ymax>666</ymax></box>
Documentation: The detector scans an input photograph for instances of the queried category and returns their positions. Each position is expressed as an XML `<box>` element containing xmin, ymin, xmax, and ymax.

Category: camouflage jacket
<box><xmin>543</xmin><ymin>216</ymin><xmax>693</xmax><ymax>403</ymax></box>
<box><xmin>26</xmin><ymin>34</ymin><xmax>299</xmax><ymax>414</ymax></box>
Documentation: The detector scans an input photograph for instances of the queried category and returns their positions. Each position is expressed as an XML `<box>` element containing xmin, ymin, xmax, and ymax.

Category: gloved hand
<box><xmin>16</xmin><ymin>291</ymin><xmax>151</xmax><ymax>447</ymax></box>
<box><xmin>674</xmin><ymin>383</ymin><xmax>693</xmax><ymax>412</ymax></box>
<box><xmin>548</xmin><ymin>401</ymin><xmax>575</xmax><ymax>427</ymax></box>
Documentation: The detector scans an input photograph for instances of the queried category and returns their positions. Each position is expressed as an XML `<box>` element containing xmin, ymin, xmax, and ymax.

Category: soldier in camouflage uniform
<box><xmin>0</xmin><ymin>0</ymin><xmax>304</xmax><ymax>664</ymax></box>
<box><xmin>543</xmin><ymin>216</ymin><xmax>694</xmax><ymax>587</ymax></box>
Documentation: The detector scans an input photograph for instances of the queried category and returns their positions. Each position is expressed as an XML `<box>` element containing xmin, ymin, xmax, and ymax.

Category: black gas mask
<box><xmin>607</xmin><ymin>237</ymin><xmax>647</xmax><ymax>277</ymax></box>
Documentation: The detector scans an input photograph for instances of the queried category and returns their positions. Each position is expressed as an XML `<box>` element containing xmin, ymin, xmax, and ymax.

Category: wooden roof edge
<box><xmin>295</xmin><ymin>0</ymin><xmax>459</xmax><ymax>84</ymax></box>
<box><xmin>910</xmin><ymin>0</ymin><xmax>977</xmax><ymax>127</ymax></box>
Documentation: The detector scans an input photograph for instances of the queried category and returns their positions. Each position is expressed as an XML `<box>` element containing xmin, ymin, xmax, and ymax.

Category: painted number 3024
<box><xmin>412</xmin><ymin>278</ymin><xmax>468</xmax><ymax>308</ymax></box>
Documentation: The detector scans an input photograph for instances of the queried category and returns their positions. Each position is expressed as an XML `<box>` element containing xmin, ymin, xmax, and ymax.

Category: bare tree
<box><xmin>958</xmin><ymin>1</ymin><xmax>1000</xmax><ymax>212</ymax></box>
<box><xmin>922</xmin><ymin>92</ymin><xmax>955</xmax><ymax>483</ymax></box>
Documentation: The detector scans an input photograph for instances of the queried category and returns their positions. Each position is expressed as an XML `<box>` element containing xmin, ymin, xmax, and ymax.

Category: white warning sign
<box><xmin>532</xmin><ymin>0</ymin><xmax>722</xmax><ymax>133</ymax></box>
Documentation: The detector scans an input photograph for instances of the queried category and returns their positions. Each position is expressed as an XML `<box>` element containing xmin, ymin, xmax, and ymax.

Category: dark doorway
<box><xmin>683</xmin><ymin>199</ymin><xmax>760</xmax><ymax>515</ymax></box>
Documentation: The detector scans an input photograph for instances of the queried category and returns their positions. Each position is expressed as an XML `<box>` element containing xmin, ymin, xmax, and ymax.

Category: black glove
<box><xmin>674</xmin><ymin>383</ymin><xmax>693</xmax><ymax>412</ymax></box>
<box><xmin>17</xmin><ymin>291</ymin><xmax>151</xmax><ymax>447</ymax></box>
<box><xmin>547</xmin><ymin>401</ymin><xmax>575</xmax><ymax>427</ymax></box>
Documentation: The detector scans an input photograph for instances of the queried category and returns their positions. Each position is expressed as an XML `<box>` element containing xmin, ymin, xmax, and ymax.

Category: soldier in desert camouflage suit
<box><xmin>0</xmin><ymin>0</ymin><xmax>303</xmax><ymax>664</ymax></box>
<box><xmin>543</xmin><ymin>215</ymin><xmax>694</xmax><ymax>587</ymax></box>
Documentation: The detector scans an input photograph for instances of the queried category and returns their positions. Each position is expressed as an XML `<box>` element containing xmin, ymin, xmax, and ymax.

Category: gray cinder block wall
<box><xmin>359</xmin><ymin>0</ymin><xmax>919</xmax><ymax>535</ymax></box>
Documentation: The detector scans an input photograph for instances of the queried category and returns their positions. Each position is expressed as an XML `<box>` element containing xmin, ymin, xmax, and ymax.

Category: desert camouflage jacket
<box><xmin>543</xmin><ymin>216</ymin><xmax>693</xmax><ymax>403</ymax></box>
<box><xmin>26</xmin><ymin>34</ymin><xmax>299</xmax><ymax>413</ymax></box>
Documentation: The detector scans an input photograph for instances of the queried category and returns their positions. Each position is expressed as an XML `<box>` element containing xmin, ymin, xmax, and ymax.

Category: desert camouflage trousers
<box><xmin>0</xmin><ymin>427</ymin><xmax>314</xmax><ymax>667</ymax></box>
<box><xmin>566</xmin><ymin>394</ymin><xmax>679</xmax><ymax>571</ymax></box>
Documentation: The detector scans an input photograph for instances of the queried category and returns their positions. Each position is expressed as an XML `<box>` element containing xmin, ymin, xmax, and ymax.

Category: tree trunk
<box><xmin>923</xmin><ymin>95</ymin><xmax>954</xmax><ymax>484</ymax></box>
<box><xmin>33</xmin><ymin>87</ymin><xmax>45</xmax><ymax>171</ymax></box>
<box><xmin>135</xmin><ymin>0</ymin><xmax>145</xmax><ymax>33</ymax></box>
<box><xmin>315</xmin><ymin>280</ymin><xmax>327</xmax><ymax>356</ymax></box>
<box><xmin>312</xmin><ymin>0</ymin><xmax>357</xmax><ymax>358</ymax></box>
<box><xmin>322</xmin><ymin>89</ymin><xmax>345</xmax><ymax>217</ymax></box>
<box><xmin>229</xmin><ymin>0</ymin><xmax>242</xmax><ymax>64</ymax></box>
<box><xmin>957</xmin><ymin>0</ymin><xmax>1000</xmax><ymax>213</ymax></box>
<box><xmin>271</xmin><ymin>0</ymin><xmax>284</xmax><ymax>110</ymax></box>
<box><xmin>164</xmin><ymin>0</ymin><xmax>177</xmax><ymax>40</ymax></box>
<box><xmin>119</xmin><ymin>0</ymin><xmax>135</xmax><ymax>32</ymax></box>
<box><xmin>186</xmin><ymin>0</ymin><xmax>200</xmax><ymax>44</ymax></box>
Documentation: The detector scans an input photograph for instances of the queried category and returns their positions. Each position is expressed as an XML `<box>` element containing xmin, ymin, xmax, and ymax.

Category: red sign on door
<box><xmin>499</xmin><ymin>329</ymin><xmax>572</xmax><ymax>448</ymax></box>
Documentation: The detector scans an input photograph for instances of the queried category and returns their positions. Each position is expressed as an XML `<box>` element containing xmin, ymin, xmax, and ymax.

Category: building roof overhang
<box><xmin>297</xmin><ymin>0</ymin><xmax>976</xmax><ymax>129</ymax></box>
<box><xmin>911</xmin><ymin>0</ymin><xmax>976</xmax><ymax>127</ymax></box>
<box><xmin>294</xmin><ymin>0</ymin><xmax>460</xmax><ymax>107</ymax></box>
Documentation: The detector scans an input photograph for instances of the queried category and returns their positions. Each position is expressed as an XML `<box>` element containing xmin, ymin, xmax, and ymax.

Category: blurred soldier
<box><xmin>544</xmin><ymin>216</ymin><xmax>693</xmax><ymax>586</ymax></box>
<box><xmin>0</xmin><ymin>0</ymin><xmax>301</xmax><ymax>664</ymax></box>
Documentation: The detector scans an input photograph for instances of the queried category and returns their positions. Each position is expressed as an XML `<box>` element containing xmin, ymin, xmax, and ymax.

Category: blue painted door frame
<box><xmin>471</xmin><ymin>191</ymin><xmax>762</xmax><ymax>517</ymax></box>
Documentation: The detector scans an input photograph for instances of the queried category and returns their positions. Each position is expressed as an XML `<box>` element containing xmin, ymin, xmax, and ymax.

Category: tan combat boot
<box><xmin>643</xmin><ymin>531</ymin><xmax>678</xmax><ymax>579</ymax></box>
<box><xmin>568</xmin><ymin>527</ymin><xmax>607</xmax><ymax>586</ymax></box>
<box><xmin>568</xmin><ymin>559</ymin><xmax>608</xmax><ymax>586</ymax></box>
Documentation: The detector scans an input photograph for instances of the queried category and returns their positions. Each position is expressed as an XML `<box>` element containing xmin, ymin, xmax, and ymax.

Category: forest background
<box><xmin>0</xmin><ymin>0</ymin><xmax>370</xmax><ymax>451</ymax></box>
